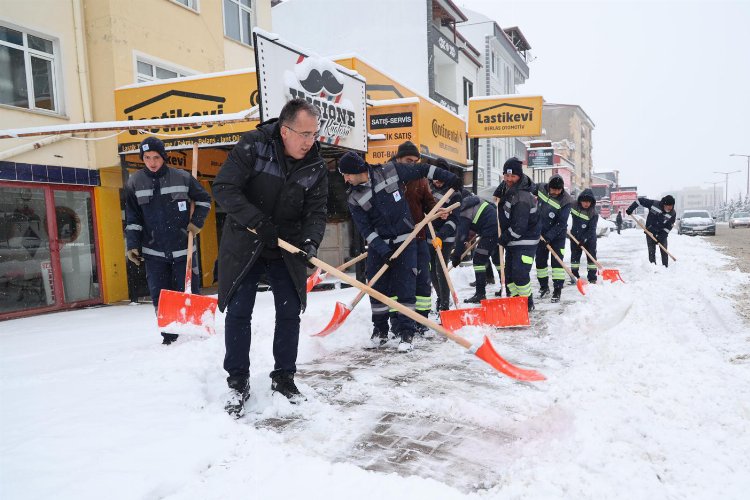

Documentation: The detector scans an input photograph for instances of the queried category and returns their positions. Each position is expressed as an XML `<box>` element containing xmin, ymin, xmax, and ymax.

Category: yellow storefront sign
<box><xmin>114</xmin><ymin>71</ymin><xmax>259</xmax><ymax>155</ymax></box>
<box><xmin>468</xmin><ymin>95</ymin><xmax>543</xmax><ymax>138</ymax></box>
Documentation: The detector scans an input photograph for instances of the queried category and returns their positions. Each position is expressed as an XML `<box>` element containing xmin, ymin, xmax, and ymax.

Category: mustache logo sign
<box><xmin>299</xmin><ymin>69</ymin><xmax>344</xmax><ymax>96</ymax></box>
<box><xmin>294</xmin><ymin>58</ymin><xmax>345</xmax><ymax>96</ymax></box>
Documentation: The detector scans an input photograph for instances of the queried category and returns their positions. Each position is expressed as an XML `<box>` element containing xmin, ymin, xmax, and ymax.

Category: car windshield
<box><xmin>732</xmin><ymin>212</ymin><xmax>749</xmax><ymax>217</ymax></box>
<box><xmin>683</xmin><ymin>211</ymin><xmax>711</xmax><ymax>218</ymax></box>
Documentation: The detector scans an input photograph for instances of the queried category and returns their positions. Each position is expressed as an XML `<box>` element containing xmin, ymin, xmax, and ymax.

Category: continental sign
<box><xmin>468</xmin><ymin>95</ymin><xmax>543</xmax><ymax>138</ymax></box>
<box><xmin>114</xmin><ymin>71</ymin><xmax>259</xmax><ymax>154</ymax></box>
<box><xmin>366</xmin><ymin>99</ymin><xmax>467</xmax><ymax>165</ymax></box>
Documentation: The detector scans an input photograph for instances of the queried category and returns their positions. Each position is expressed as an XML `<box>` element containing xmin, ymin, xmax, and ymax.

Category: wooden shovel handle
<box><xmin>184</xmin><ymin>143</ymin><xmax>199</xmax><ymax>291</ymax></box>
<box><xmin>540</xmin><ymin>236</ymin><xmax>577</xmax><ymax>280</ymax></box>
<box><xmin>567</xmin><ymin>230</ymin><xmax>603</xmax><ymax>270</ymax></box>
<box><xmin>427</xmin><ymin>220</ymin><xmax>460</xmax><ymax>309</ymax></box>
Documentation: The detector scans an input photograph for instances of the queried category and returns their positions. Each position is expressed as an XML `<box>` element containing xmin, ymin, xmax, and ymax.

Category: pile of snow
<box><xmin>1</xmin><ymin>230</ymin><xmax>749</xmax><ymax>499</ymax></box>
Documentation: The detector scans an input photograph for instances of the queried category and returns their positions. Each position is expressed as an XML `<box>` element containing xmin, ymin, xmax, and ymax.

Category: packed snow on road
<box><xmin>2</xmin><ymin>229</ymin><xmax>749</xmax><ymax>500</ymax></box>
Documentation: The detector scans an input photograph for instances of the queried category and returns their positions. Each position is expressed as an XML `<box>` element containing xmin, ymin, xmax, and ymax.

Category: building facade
<box><xmin>0</xmin><ymin>0</ymin><xmax>272</xmax><ymax>319</ymax></box>
<box><xmin>539</xmin><ymin>103</ymin><xmax>595</xmax><ymax>193</ymax></box>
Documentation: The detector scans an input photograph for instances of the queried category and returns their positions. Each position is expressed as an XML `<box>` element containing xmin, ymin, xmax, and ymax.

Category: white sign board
<box><xmin>253</xmin><ymin>29</ymin><xmax>367</xmax><ymax>152</ymax></box>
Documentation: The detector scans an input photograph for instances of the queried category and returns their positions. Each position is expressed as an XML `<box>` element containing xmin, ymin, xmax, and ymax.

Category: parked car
<box><xmin>729</xmin><ymin>211</ymin><xmax>750</xmax><ymax>229</ymax></box>
<box><xmin>678</xmin><ymin>210</ymin><xmax>716</xmax><ymax>236</ymax></box>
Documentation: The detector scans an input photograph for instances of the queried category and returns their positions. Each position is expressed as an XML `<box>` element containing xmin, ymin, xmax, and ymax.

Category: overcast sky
<box><xmin>458</xmin><ymin>0</ymin><xmax>750</xmax><ymax>200</ymax></box>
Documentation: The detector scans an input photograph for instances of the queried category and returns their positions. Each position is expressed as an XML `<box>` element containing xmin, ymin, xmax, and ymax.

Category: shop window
<box><xmin>0</xmin><ymin>186</ymin><xmax>52</xmax><ymax>313</ymax></box>
<box><xmin>135</xmin><ymin>56</ymin><xmax>194</xmax><ymax>84</ymax></box>
<box><xmin>0</xmin><ymin>23</ymin><xmax>59</xmax><ymax>113</ymax></box>
<box><xmin>224</xmin><ymin>0</ymin><xmax>254</xmax><ymax>46</ymax></box>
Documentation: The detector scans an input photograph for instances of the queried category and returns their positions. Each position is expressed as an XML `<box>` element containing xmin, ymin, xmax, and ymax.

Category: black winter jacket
<box><xmin>212</xmin><ymin>120</ymin><xmax>328</xmax><ymax>312</ymax></box>
<box><xmin>571</xmin><ymin>189</ymin><xmax>599</xmax><ymax>243</ymax></box>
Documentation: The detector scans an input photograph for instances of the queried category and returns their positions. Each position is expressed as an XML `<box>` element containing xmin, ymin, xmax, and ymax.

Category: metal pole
<box><xmin>472</xmin><ymin>138</ymin><xmax>479</xmax><ymax>194</ymax></box>
<box><xmin>714</xmin><ymin>170</ymin><xmax>741</xmax><ymax>204</ymax></box>
<box><xmin>732</xmin><ymin>154</ymin><xmax>750</xmax><ymax>198</ymax></box>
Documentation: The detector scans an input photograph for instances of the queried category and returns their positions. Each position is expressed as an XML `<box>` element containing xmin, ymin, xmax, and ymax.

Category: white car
<box><xmin>678</xmin><ymin>210</ymin><xmax>716</xmax><ymax>236</ymax></box>
<box><xmin>729</xmin><ymin>211</ymin><xmax>750</xmax><ymax>229</ymax></box>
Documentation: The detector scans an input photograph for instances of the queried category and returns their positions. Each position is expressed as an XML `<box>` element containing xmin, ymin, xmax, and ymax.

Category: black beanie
<box><xmin>548</xmin><ymin>175</ymin><xmax>564</xmax><ymax>190</ymax></box>
<box><xmin>395</xmin><ymin>141</ymin><xmax>420</xmax><ymax>160</ymax></box>
<box><xmin>139</xmin><ymin>137</ymin><xmax>168</xmax><ymax>162</ymax></box>
<box><xmin>338</xmin><ymin>152</ymin><xmax>368</xmax><ymax>174</ymax></box>
<box><xmin>503</xmin><ymin>157</ymin><xmax>523</xmax><ymax>177</ymax></box>
<box><xmin>435</xmin><ymin>158</ymin><xmax>449</xmax><ymax>170</ymax></box>
<box><xmin>661</xmin><ymin>195</ymin><xmax>675</xmax><ymax>206</ymax></box>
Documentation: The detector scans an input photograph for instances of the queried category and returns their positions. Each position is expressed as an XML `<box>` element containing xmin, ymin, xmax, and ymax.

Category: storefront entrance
<box><xmin>0</xmin><ymin>182</ymin><xmax>102</xmax><ymax>319</ymax></box>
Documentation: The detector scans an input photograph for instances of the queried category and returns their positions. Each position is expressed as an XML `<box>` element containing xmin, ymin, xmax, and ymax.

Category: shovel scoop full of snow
<box><xmin>157</xmin><ymin>289</ymin><xmax>218</xmax><ymax>335</ymax></box>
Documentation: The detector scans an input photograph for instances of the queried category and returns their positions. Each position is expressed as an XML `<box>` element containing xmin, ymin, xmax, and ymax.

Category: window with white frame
<box><xmin>136</xmin><ymin>56</ymin><xmax>194</xmax><ymax>83</ymax></box>
<box><xmin>224</xmin><ymin>0</ymin><xmax>254</xmax><ymax>46</ymax></box>
<box><xmin>0</xmin><ymin>23</ymin><xmax>59</xmax><ymax>113</ymax></box>
<box><xmin>462</xmin><ymin>78</ymin><xmax>473</xmax><ymax>106</ymax></box>
<box><xmin>172</xmin><ymin>0</ymin><xmax>198</xmax><ymax>11</ymax></box>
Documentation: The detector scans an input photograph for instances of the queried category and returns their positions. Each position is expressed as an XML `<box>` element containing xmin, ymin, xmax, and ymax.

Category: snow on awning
<box><xmin>0</xmin><ymin>108</ymin><xmax>259</xmax><ymax>139</ymax></box>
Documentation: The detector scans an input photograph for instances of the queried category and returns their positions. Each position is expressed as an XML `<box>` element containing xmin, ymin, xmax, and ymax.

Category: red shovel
<box><xmin>306</xmin><ymin>252</ymin><xmax>368</xmax><ymax>292</ymax></box>
<box><xmin>312</xmin><ymin>192</ymin><xmax>459</xmax><ymax>337</ymax></box>
<box><xmin>157</xmin><ymin>144</ymin><xmax>218</xmax><ymax>335</ymax></box>
<box><xmin>541</xmin><ymin>236</ymin><xmax>587</xmax><ymax>295</ymax></box>
<box><xmin>567</xmin><ymin>231</ymin><xmax>625</xmax><ymax>283</ymax></box>
<box><xmin>273</xmin><ymin>235</ymin><xmax>545</xmax><ymax>382</ymax></box>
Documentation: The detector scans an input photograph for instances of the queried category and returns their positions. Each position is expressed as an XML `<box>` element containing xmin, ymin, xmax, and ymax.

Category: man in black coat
<box><xmin>212</xmin><ymin>99</ymin><xmax>328</xmax><ymax>416</ymax></box>
<box><xmin>626</xmin><ymin>195</ymin><xmax>676</xmax><ymax>267</ymax></box>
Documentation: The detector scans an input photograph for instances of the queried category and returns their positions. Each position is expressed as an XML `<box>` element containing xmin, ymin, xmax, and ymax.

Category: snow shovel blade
<box><xmin>473</xmin><ymin>336</ymin><xmax>546</xmax><ymax>382</ymax></box>
<box><xmin>480</xmin><ymin>297</ymin><xmax>529</xmax><ymax>327</ymax></box>
<box><xmin>602</xmin><ymin>269</ymin><xmax>625</xmax><ymax>283</ymax></box>
<box><xmin>306</xmin><ymin>268</ymin><xmax>323</xmax><ymax>292</ymax></box>
<box><xmin>157</xmin><ymin>289</ymin><xmax>218</xmax><ymax>335</ymax></box>
<box><xmin>439</xmin><ymin>307</ymin><xmax>485</xmax><ymax>332</ymax></box>
<box><xmin>311</xmin><ymin>301</ymin><xmax>351</xmax><ymax>337</ymax></box>
<box><xmin>576</xmin><ymin>278</ymin><xmax>588</xmax><ymax>295</ymax></box>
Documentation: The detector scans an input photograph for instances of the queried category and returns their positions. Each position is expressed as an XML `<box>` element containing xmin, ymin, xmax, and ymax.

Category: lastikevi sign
<box><xmin>253</xmin><ymin>29</ymin><xmax>367</xmax><ymax>152</ymax></box>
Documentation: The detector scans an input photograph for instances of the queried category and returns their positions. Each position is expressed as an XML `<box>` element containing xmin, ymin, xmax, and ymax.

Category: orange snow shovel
<box><xmin>312</xmin><ymin>190</ymin><xmax>459</xmax><ymax>337</ymax></box>
<box><xmin>630</xmin><ymin>214</ymin><xmax>677</xmax><ymax>262</ymax></box>
<box><xmin>273</xmin><ymin>235</ymin><xmax>545</xmax><ymax>382</ymax></box>
<box><xmin>541</xmin><ymin>236</ymin><xmax>587</xmax><ymax>296</ymax></box>
<box><xmin>306</xmin><ymin>252</ymin><xmax>368</xmax><ymax>292</ymax></box>
<box><xmin>567</xmin><ymin>231</ymin><xmax>624</xmax><ymax>283</ymax></box>
<box><xmin>157</xmin><ymin>144</ymin><xmax>218</xmax><ymax>335</ymax></box>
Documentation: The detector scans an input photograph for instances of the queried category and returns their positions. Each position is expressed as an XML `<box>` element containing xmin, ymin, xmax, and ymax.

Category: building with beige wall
<box><xmin>539</xmin><ymin>103</ymin><xmax>595</xmax><ymax>193</ymax></box>
<box><xmin>0</xmin><ymin>0</ymin><xmax>271</xmax><ymax>319</ymax></box>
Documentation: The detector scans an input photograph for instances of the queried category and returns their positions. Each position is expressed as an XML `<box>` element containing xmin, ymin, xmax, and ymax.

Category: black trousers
<box><xmin>223</xmin><ymin>257</ymin><xmax>301</xmax><ymax>385</ymax></box>
<box><xmin>647</xmin><ymin>235</ymin><xmax>669</xmax><ymax>267</ymax></box>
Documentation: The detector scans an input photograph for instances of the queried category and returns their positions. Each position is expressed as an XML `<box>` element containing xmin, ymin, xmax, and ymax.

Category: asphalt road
<box><xmin>711</xmin><ymin>223</ymin><xmax>750</xmax><ymax>326</ymax></box>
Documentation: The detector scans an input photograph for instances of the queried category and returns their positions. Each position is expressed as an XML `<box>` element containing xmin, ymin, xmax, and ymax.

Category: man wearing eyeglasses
<box><xmin>213</xmin><ymin>98</ymin><xmax>328</xmax><ymax>417</ymax></box>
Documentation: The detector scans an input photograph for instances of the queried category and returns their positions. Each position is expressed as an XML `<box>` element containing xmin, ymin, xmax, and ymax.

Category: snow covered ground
<box><xmin>2</xmin><ymin>229</ymin><xmax>749</xmax><ymax>500</ymax></box>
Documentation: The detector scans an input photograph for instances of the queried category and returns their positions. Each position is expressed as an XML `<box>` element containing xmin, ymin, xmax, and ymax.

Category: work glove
<box><xmin>187</xmin><ymin>222</ymin><xmax>202</xmax><ymax>236</ymax></box>
<box><xmin>432</xmin><ymin>237</ymin><xmax>442</xmax><ymax>250</ymax></box>
<box><xmin>625</xmin><ymin>207</ymin><xmax>634</xmax><ymax>215</ymax></box>
<box><xmin>450</xmin><ymin>253</ymin><xmax>462</xmax><ymax>268</ymax></box>
<box><xmin>254</xmin><ymin>217</ymin><xmax>279</xmax><ymax>249</ymax></box>
<box><xmin>126</xmin><ymin>248</ymin><xmax>142</xmax><ymax>266</ymax></box>
<box><xmin>297</xmin><ymin>239</ymin><xmax>318</xmax><ymax>269</ymax></box>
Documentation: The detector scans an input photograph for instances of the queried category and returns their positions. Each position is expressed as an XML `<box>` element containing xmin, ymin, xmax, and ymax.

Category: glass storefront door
<box><xmin>53</xmin><ymin>190</ymin><xmax>100</xmax><ymax>303</ymax></box>
<box><xmin>0</xmin><ymin>182</ymin><xmax>101</xmax><ymax>317</ymax></box>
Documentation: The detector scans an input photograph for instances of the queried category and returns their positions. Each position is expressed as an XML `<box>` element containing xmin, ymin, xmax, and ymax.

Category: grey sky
<box><xmin>458</xmin><ymin>0</ymin><xmax>750</xmax><ymax>200</ymax></box>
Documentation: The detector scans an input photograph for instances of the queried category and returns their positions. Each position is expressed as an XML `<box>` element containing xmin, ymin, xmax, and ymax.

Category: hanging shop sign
<box><xmin>527</xmin><ymin>147</ymin><xmax>554</xmax><ymax>168</ymax></box>
<box><xmin>115</xmin><ymin>71</ymin><xmax>259</xmax><ymax>154</ymax></box>
<box><xmin>468</xmin><ymin>95</ymin><xmax>543</xmax><ymax>138</ymax></box>
<box><xmin>253</xmin><ymin>29</ymin><xmax>367</xmax><ymax>152</ymax></box>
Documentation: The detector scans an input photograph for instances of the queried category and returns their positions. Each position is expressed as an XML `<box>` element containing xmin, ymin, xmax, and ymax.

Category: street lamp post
<box><xmin>704</xmin><ymin>180</ymin><xmax>724</xmax><ymax>211</ymax></box>
<box><xmin>729</xmin><ymin>153</ymin><xmax>750</xmax><ymax>198</ymax></box>
<box><xmin>713</xmin><ymin>170</ymin><xmax>741</xmax><ymax>204</ymax></box>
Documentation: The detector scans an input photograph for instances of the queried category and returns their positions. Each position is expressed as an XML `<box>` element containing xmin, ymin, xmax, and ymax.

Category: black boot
<box><xmin>271</xmin><ymin>372</ymin><xmax>306</xmax><ymax>404</ymax></box>
<box><xmin>469</xmin><ymin>280</ymin><xmax>476</xmax><ymax>287</ymax></box>
<box><xmin>527</xmin><ymin>295</ymin><xmax>535</xmax><ymax>311</ymax></box>
<box><xmin>225</xmin><ymin>377</ymin><xmax>250</xmax><ymax>418</ymax></box>
<box><xmin>464</xmin><ymin>291</ymin><xmax>486</xmax><ymax>303</ymax></box>
<box><xmin>494</xmin><ymin>288</ymin><xmax>504</xmax><ymax>297</ymax></box>
<box><xmin>538</xmin><ymin>286</ymin><xmax>550</xmax><ymax>299</ymax></box>
<box><xmin>398</xmin><ymin>331</ymin><xmax>414</xmax><ymax>352</ymax></box>
<box><xmin>161</xmin><ymin>332</ymin><xmax>178</xmax><ymax>345</ymax></box>
<box><xmin>551</xmin><ymin>288</ymin><xmax>562</xmax><ymax>303</ymax></box>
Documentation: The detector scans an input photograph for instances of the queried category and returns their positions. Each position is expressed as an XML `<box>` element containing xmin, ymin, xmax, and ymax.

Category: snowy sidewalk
<box><xmin>1</xmin><ymin>230</ymin><xmax>749</xmax><ymax>500</ymax></box>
